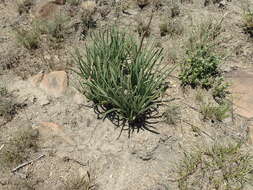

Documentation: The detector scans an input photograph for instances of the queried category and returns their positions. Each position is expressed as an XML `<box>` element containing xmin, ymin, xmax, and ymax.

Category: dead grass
<box><xmin>17</xmin><ymin>0</ymin><xmax>34</xmax><ymax>15</ymax></box>
<box><xmin>200</xmin><ymin>102</ymin><xmax>230</xmax><ymax>122</ymax></box>
<box><xmin>15</xmin><ymin>27</ymin><xmax>40</xmax><ymax>50</ymax></box>
<box><xmin>176</xmin><ymin>142</ymin><xmax>253</xmax><ymax>190</ymax></box>
<box><xmin>163</xmin><ymin>104</ymin><xmax>181</xmax><ymax>125</ymax></box>
<box><xmin>63</xmin><ymin>171</ymin><xmax>96</xmax><ymax>190</ymax></box>
<box><xmin>243</xmin><ymin>9</ymin><xmax>253</xmax><ymax>37</ymax></box>
<box><xmin>0</xmin><ymin>127</ymin><xmax>39</xmax><ymax>169</ymax></box>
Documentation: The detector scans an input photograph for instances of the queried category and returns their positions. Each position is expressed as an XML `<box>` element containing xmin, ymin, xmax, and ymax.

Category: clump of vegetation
<box><xmin>15</xmin><ymin>27</ymin><xmax>40</xmax><ymax>50</ymax></box>
<box><xmin>74</xmin><ymin>28</ymin><xmax>173</xmax><ymax>135</ymax></box>
<box><xmin>63</xmin><ymin>171</ymin><xmax>96</xmax><ymax>190</ymax></box>
<box><xmin>0</xmin><ymin>127</ymin><xmax>39</xmax><ymax>168</ymax></box>
<box><xmin>17</xmin><ymin>0</ymin><xmax>34</xmax><ymax>15</ymax></box>
<box><xmin>171</xmin><ymin>4</ymin><xmax>180</xmax><ymax>17</ymax></box>
<box><xmin>179</xmin><ymin>45</ymin><xmax>221</xmax><ymax>89</ymax></box>
<box><xmin>67</xmin><ymin>0</ymin><xmax>81</xmax><ymax>6</ymax></box>
<box><xmin>212</xmin><ymin>79</ymin><xmax>229</xmax><ymax>103</ymax></box>
<box><xmin>136</xmin><ymin>17</ymin><xmax>151</xmax><ymax>37</ymax></box>
<box><xmin>200</xmin><ymin>101</ymin><xmax>230</xmax><ymax>122</ymax></box>
<box><xmin>0</xmin><ymin>87</ymin><xmax>23</xmax><ymax>122</ymax></box>
<box><xmin>163</xmin><ymin>104</ymin><xmax>181</xmax><ymax>125</ymax></box>
<box><xmin>137</xmin><ymin>0</ymin><xmax>150</xmax><ymax>9</ymax></box>
<box><xmin>159</xmin><ymin>19</ymin><xmax>183</xmax><ymax>37</ymax></box>
<box><xmin>243</xmin><ymin>9</ymin><xmax>253</xmax><ymax>37</ymax></box>
<box><xmin>36</xmin><ymin>13</ymin><xmax>71</xmax><ymax>44</ymax></box>
<box><xmin>179</xmin><ymin>19</ymin><xmax>224</xmax><ymax>89</ymax></box>
<box><xmin>176</xmin><ymin>142</ymin><xmax>253</xmax><ymax>190</ymax></box>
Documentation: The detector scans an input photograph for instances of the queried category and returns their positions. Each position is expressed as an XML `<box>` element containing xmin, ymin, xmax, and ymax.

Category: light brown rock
<box><xmin>39</xmin><ymin>71</ymin><xmax>68</xmax><ymax>97</ymax></box>
<box><xmin>33</xmin><ymin>122</ymin><xmax>75</xmax><ymax>145</ymax></box>
<box><xmin>227</xmin><ymin>70</ymin><xmax>253</xmax><ymax>119</ymax></box>
<box><xmin>32</xmin><ymin>1</ymin><xmax>60</xmax><ymax>19</ymax></box>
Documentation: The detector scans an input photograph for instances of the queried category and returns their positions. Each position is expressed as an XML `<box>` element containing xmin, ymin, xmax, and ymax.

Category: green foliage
<box><xmin>74</xmin><ymin>28</ymin><xmax>173</xmax><ymax>132</ymax></box>
<box><xmin>177</xmin><ymin>142</ymin><xmax>253</xmax><ymax>190</ymax></box>
<box><xmin>15</xmin><ymin>27</ymin><xmax>40</xmax><ymax>50</ymax></box>
<box><xmin>179</xmin><ymin>45</ymin><xmax>221</xmax><ymax>89</ymax></box>
<box><xmin>243</xmin><ymin>9</ymin><xmax>253</xmax><ymax>37</ymax></box>
<box><xmin>179</xmin><ymin>19</ymin><xmax>226</xmax><ymax>90</ymax></box>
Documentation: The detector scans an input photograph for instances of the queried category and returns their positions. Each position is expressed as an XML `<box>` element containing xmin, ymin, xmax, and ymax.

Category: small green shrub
<box><xmin>74</xmin><ymin>28</ymin><xmax>173</xmax><ymax>134</ymax></box>
<box><xmin>179</xmin><ymin>45</ymin><xmax>221</xmax><ymax>89</ymax></box>
<box><xmin>176</xmin><ymin>142</ymin><xmax>253</xmax><ymax>190</ymax></box>
<box><xmin>15</xmin><ymin>27</ymin><xmax>40</xmax><ymax>50</ymax></box>
<box><xmin>243</xmin><ymin>9</ymin><xmax>253</xmax><ymax>37</ymax></box>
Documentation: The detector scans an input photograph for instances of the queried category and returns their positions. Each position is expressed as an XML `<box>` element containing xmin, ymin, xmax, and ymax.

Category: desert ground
<box><xmin>0</xmin><ymin>0</ymin><xmax>253</xmax><ymax>189</ymax></box>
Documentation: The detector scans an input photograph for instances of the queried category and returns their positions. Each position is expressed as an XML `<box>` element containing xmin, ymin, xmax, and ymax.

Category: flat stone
<box><xmin>32</xmin><ymin>1</ymin><xmax>60</xmax><ymax>19</ymax></box>
<box><xmin>226</xmin><ymin>70</ymin><xmax>253</xmax><ymax>119</ymax></box>
<box><xmin>39</xmin><ymin>71</ymin><xmax>68</xmax><ymax>97</ymax></box>
<box><xmin>33</xmin><ymin>122</ymin><xmax>75</xmax><ymax>146</ymax></box>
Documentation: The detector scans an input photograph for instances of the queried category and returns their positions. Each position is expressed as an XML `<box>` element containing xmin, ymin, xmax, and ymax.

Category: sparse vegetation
<box><xmin>159</xmin><ymin>19</ymin><xmax>183</xmax><ymax>37</ymax></box>
<box><xmin>17</xmin><ymin>0</ymin><xmax>34</xmax><ymax>15</ymax></box>
<box><xmin>212</xmin><ymin>79</ymin><xmax>229</xmax><ymax>103</ymax></box>
<box><xmin>243</xmin><ymin>9</ymin><xmax>253</xmax><ymax>37</ymax></box>
<box><xmin>74</xmin><ymin>28</ymin><xmax>173</xmax><ymax>133</ymax></box>
<box><xmin>67</xmin><ymin>0</ymin><xmax>81</xmax><ymax>6</ymax></box>
<box><xmin>15</xmin><ymin>27</ymin><xmax>40</xmax><ymax>50</ymax></box>
<box><xmin>176</xmin><ymin>142</ymin><xmax>253</xmax><ymax>190</ymax></box>
<box><xmin>136</xmin><ymin>17</ymin><xmax>151</xmax><ymax>37</ymax></box>
<box><xmin>179</xmin><ymin>19</ymin><xmax>224</xmax><ymax>89</ymax></box>
<box><xmin>180</xmin><ymin>45</ymin><xmax>221</xmax><ymax>89</ymax></box>
<box><xmin>36</xmin><ymin>13</ymin><xmax>71</xmax><ymax>44</ymax></box>
<box><xmin>0</xmin><ymin>127</ymin><xmax>39</xmax><ymax>168</ymax></box>
<box><xmin>63</xmin><ymin>171</ymin><xmax>95</xmax><ymax>190</ymax></box>
<box><xmin>200</xmin><ymin>101</ymin><xmax>230</xmax><ymax>122</ymax></box>
<box><xmin>163</xmin><ymin>104</ymin><xmax>181</xmax><ymax>125</ymax></box>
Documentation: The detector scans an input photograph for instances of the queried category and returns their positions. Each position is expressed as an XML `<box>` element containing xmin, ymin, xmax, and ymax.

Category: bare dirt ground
<box><xmin>1</xmin><ymin>0</ymin><xmax>253</xmax><ymax>190</ymax></box>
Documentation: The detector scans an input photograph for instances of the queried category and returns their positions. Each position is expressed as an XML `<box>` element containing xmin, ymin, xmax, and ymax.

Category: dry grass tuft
<box><xmin>0</xmin><ymin>127</ymin><xmax>39</xmax><ymax>168</ymax></box>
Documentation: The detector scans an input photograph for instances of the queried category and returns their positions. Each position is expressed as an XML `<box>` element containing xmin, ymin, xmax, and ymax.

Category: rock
<box><xmin>33</xmin><ymin>122</ymin><xmax>76</xmax><ymax>146</ymax></box>
<box><xmin>226</xmin><ymin>70</ymin><xmax>253</xmax><ymax>119</ymax></box>
<box><xmin>28</xmin><ymin>71</ymin><xmax>68</xmax><ymax>98</ymax></box>
<box><xmin>32</xmin><ymin>1</ymin><xmax>60</xmax><ymax>19</ymax></box>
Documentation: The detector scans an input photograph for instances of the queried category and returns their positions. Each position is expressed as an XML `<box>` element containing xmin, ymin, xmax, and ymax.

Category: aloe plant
<box><xmin>73</xmin><ymin>28</ymin><xmax>173</xmax><ymax>135</ymax></box>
